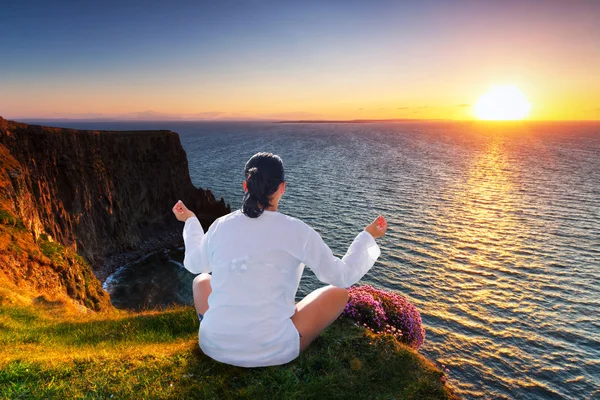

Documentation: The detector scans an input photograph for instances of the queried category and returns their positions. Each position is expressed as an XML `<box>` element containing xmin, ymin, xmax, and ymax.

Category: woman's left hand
<box><xmin>172</xmin><ymin>200</ymin><xmax>196</xmax><ymax>222</ymax></box>
<box><xmin>365</xmin><ymin>215</ymin><xmax>388</xmax><ymax>239</ymax></box>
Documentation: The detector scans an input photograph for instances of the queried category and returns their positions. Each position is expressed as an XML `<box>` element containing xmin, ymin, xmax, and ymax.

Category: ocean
<box><xmin>29</xmin><ymin>120</ymin><xmax>600</xmax><ymax>399</ymax></box>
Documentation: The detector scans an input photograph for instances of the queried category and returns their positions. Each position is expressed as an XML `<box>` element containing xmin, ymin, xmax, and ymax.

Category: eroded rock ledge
<box><xmin>0</xmin><ymin>117</ymin><xmax>230</xmax><ymax>308</ymax></box>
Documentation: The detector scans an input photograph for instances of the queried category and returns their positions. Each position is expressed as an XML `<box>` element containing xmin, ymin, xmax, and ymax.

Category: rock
<box><xmin>0</xmin><ymin>116</ymin><xmax>230</xmax><ymax>310</ymax></box>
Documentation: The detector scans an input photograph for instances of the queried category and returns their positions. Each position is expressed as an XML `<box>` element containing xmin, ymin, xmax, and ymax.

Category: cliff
<box><xmin>0</xmin><ymin>116</ymin><xmax>230</xmax><ymax>309</ymax></box>
<box><xmin>0</xmin><ymin>118</ymin><xmax>457</xmax><ymax>398</ymax></box>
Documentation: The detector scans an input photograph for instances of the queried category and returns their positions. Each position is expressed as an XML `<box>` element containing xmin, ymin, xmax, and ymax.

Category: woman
<box><xmin>172</xmin><ymin>152</ymin><xmax>388</xmax><ymax>367</ymax></box>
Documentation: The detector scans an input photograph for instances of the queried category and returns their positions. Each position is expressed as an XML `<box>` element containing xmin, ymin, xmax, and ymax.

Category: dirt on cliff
<box><xmin>0</xmin><ymin>117</ymin><xmax>230</xmax><ymax>310</ymax></box>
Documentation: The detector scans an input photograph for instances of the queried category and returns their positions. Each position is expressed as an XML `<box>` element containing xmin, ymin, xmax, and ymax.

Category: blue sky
<box><xmin>1</xmin><ymin>0</ymin><xmax>599</xmax><ymax>120</ymax></box>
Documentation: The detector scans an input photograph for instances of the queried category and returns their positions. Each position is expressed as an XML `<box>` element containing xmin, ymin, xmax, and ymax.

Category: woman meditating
<box><xmin>171</xmin><ymin>152</ymin><xmax>388</xmax><ymax>367</ymax></box>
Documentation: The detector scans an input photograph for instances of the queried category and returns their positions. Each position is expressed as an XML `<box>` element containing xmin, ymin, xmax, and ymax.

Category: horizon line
<box><xmin>5</xmin><ymin>117</ymin><xmax>600</xmax><ymax>124</ymax></box>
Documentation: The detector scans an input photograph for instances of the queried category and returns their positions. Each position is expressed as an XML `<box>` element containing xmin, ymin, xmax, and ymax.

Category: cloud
<box><xmin>125</xmin><ymin>110</ymin><xmax>183</xmax><ymax>120</ymax></box>
<box><xmin>115</xmin><ymin>110</ymin><xmax>237</xmax><ymax>120</ymax></box>
<box><xmin>184</xmin><ymin>112</ymin><xmax>227</xmax><ymax>119</ymax></box>
<box><xmin>397</xmin><ymin>107</ymin><xmax>410</xmax><ymax>110</ymax></box>
<box><xmin>416</xmin><ymin>106</ymin><xmax>428</xmax><ymax>109</ymax></box>
<box><xmin>22</xmin><ymin>112</ymin><xmax>110</xmax><ymax>119</ymax></box>
<box><xmin>258</xmin><ymin>111</ymin><xmax>324</xmax><ymax>120</ymax></box>
<box><xmin>15</xmin><ymin>110</ymin><xmax>250</xmax><ymax>121</ymax></box>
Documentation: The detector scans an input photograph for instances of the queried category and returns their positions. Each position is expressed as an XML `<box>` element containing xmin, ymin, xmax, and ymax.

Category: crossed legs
<box><xmin>291</xmin><ymin>285</ymin><xmax>348</xmax><ymax>351</ymax></box>
<box><xmin>192</xmin><ymin>273</ymin><xmax>348</xmax><ymax>353</ymax></box>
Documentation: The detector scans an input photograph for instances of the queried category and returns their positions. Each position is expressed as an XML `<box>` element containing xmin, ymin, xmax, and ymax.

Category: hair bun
<box><xmin>242</xmin><ymin>152</ymin><xmax>285</xmax><ymax>218</ymax></box>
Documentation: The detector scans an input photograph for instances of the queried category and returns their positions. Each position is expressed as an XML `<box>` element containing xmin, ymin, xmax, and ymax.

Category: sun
<box><xmin>473</xmin><ymin>85</ymin><xmax>532</xmax><ymax>120</ymax></box>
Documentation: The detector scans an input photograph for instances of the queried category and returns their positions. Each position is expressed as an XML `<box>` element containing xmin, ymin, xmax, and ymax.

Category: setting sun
<box><xmin>473</xmin><ymin>85</ymin><xmax>532</xmax><ymax>120</ymax></box>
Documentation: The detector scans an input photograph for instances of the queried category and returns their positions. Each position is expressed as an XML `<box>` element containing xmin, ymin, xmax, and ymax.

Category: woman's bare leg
<box><xmin>291</xmin><ymin>285</ymin><xmax>349</xmax><ymax>352</ymax></box>
<box><xmin>193</xmin><ymin>273</ymin><xmax>212</xmax><ymax>318</ymax></box>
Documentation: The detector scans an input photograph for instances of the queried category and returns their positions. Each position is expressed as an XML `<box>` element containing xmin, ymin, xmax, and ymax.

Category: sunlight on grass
<box><xmin>0</xmin><ymin>290</ymin><xmax>456</xmax><ymax>399</ymax></box>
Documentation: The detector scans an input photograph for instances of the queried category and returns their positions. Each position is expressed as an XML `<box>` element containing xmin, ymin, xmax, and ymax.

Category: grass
<box><xmin>0</xmin><ymin>207</ymin><xmax>26</xmax><ymax>232</ymax></box>
<box><xmin>0</xmin><ymin>289</ymin><xmax>456</xmax><ymax>400</ymax></box>
<box><xmin>38</xmin><ymin>239</ymin><xmax>71</xmax><ymax>263</ymax></box>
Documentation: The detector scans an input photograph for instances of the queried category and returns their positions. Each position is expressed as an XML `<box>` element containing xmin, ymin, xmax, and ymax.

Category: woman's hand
<box><xmin>172</xmin><ymin>200</ymin><xmax>196</xmax><ymax>222</ymax></box>
<box><xmin>365</xmin><ymin>215</ymin><xmax>388</xmax><ymax>239</ymax></box>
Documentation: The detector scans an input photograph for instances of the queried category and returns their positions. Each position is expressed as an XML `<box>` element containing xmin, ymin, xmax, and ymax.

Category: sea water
<box><xmin>38</xmin><ymin>120</ymin><xmax>599</xmax><ymax>399</ymax></box>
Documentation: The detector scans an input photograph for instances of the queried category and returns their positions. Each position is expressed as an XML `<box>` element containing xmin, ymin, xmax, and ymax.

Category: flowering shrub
<box><xmin>341</xmin><ymin>285</ymin><xmax>426</xmax><ymax>350</ymax></box>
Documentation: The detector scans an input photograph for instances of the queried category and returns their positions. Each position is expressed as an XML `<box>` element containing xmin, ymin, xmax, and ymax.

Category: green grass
<box><xmin>0</xmin><ymin>299</ymin><xmax>456</xmax><ymax>400</ymax></box>
<box><xmin>0</xmin><ymin>207</ymin><xmax>26</xmax><ymax>231</ymax></box>
<box><xmin>38</xmin><ymin>240</ymin><xmax>64</xmax><ymax>260</ymax></box>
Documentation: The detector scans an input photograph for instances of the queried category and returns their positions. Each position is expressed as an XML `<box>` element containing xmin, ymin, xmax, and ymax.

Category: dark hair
<box><xmin>242</xmin><ymin>152</ymin><xmax>285</xmax><ymax>218</ymax></box>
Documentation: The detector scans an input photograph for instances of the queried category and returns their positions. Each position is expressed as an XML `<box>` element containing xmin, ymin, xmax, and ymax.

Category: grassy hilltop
<box><xmin>1</xmin><ymin>284</ymin><xmax>456</xmax><ymax>400</ymax></box>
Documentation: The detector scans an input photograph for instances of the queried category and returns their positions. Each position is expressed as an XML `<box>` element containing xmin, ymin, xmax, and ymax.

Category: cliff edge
<box><xmin>0</xmin><ymin>117</ymin><xmax>230</xmax><ymax>309</ymax></box>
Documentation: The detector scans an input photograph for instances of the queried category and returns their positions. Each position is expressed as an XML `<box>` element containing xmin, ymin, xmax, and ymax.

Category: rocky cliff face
<box><xmin>0</xmin><ymin>117</ymin><xmax>230</xmax><ymax>309</ymax></box>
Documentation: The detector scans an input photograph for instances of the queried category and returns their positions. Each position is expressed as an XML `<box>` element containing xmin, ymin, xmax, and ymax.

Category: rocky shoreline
<box><xmin>92</xmin><ymin>227</ymin><xmax>184</xmax><ymax>283</ymax></box>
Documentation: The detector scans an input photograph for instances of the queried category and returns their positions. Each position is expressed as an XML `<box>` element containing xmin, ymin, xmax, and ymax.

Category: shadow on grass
<box><xmin>44</xmin><ymin>308</ymin><xmax>200</xmax><ymax>346</ymax></box>
<box><xmin>0</xmin><ymin>305</ymin><xmax>39</xmax><ymax>327</ymax></box>
<box><xmin>2</xmin><ymin>304</ymin><xmax>199</xmax><ymax>347</ymax></box>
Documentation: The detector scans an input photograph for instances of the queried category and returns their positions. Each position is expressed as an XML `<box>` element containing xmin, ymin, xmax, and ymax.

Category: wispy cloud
<box><xmin>13</xmin><ymin>110</ymin><xmax>251</xmax><ymax>121</ymax></box>
<box><xmin>258</xmin><ymin>111</ymin><xmax>324</xmax><ymax>120</ymax></box>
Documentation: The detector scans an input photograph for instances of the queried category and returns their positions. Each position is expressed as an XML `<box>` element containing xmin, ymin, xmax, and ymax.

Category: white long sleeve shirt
<box><xmin>182</xmin><ymin>209</ymin><xmax>381</xmax><ymax>367</ymax></box>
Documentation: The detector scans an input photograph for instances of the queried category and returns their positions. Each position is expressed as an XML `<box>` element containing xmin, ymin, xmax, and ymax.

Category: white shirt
<box><xmin>182</xmin><ymin>209</ymin><xmax>381</xmax><ymax>367</ymax></box>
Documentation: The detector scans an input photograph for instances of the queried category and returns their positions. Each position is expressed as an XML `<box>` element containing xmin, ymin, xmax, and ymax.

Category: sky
<box><xmin>1</xmin><ymin>0</ymin><xmax>599</xmax><ymax>121</ymax></box>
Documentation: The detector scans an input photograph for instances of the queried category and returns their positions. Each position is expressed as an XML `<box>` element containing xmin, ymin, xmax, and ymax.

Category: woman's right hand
<box><xmin>172</xmin><ymin>200</ymin><xmax>196</xmax><ymax>222</ymax></box>
<box><xmin>365</xmin><ymin>215</ymin><xmax>388</xmax><ymax>239</ymax></box>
